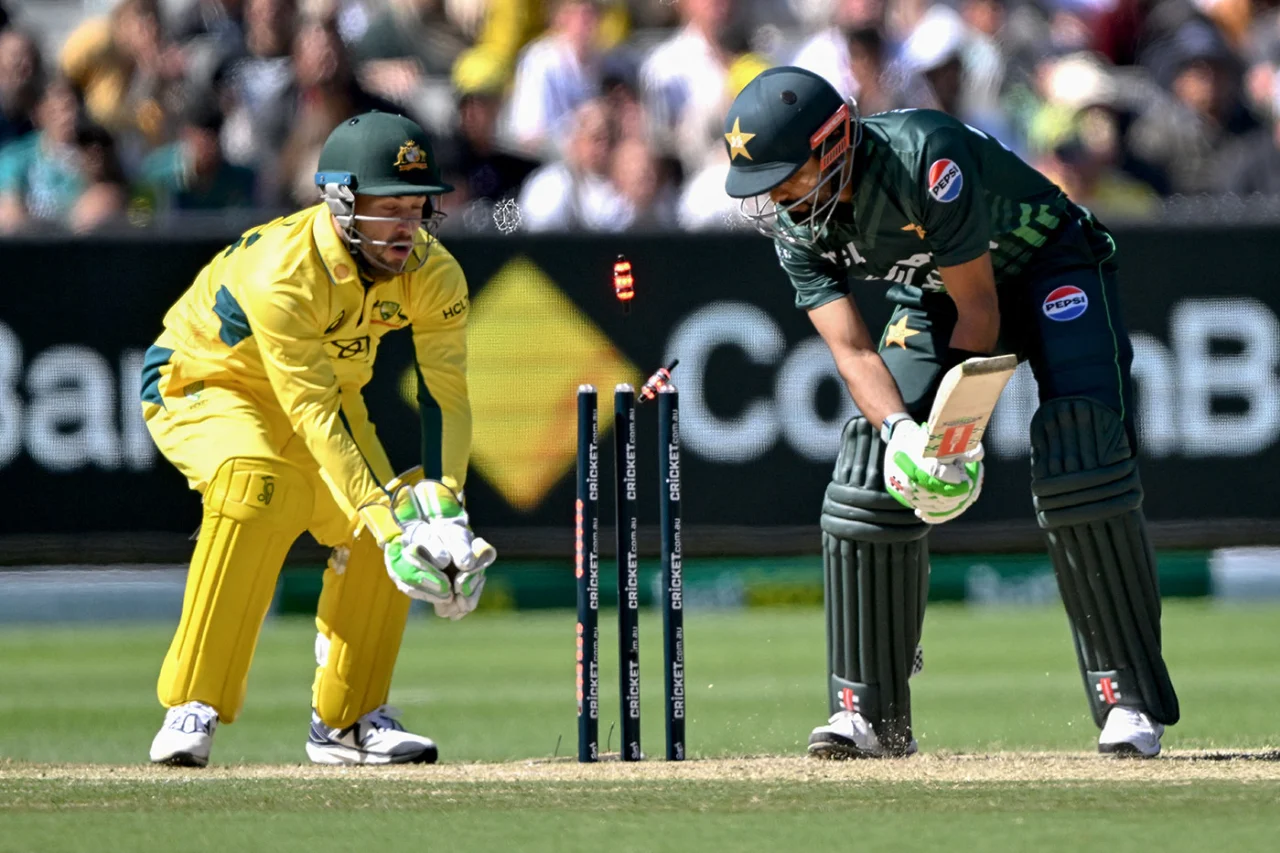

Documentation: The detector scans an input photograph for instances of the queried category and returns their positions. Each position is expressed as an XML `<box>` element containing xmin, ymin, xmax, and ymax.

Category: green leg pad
<box><xmin>1030</xmin><ymin>397</ymin><xmax>1180</xmax><ymax>728</ymax></box>
<box><xmin>821</xmin><ymin>417</ymin><xmax>930</xmax><ymax>754</ymax></box>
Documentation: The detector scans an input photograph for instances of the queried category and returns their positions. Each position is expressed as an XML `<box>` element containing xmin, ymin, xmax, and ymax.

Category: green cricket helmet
<box><xmin>315</xmin><ymin>111</ymin><xmax>454</xmax><ymax>273</ymax></box>
<box><xmin>722</xmin><ymin>66</ymin><xmax>860</xmax><ymax>246</ymax></box>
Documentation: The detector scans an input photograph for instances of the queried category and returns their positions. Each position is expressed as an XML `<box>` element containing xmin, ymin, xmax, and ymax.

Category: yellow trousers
<box><xmin>144</xmin><ymin>379</ymin><xmax>411</xmax><ymax>728</ymax></box>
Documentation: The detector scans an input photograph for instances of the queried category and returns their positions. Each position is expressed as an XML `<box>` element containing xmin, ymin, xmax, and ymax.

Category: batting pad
<box><xmin>821</xmin><ymin>417</ymin><xmax>931</xmax><ymax>754</ymax></box>
<box><xmin>158</xmin><ymin>456</ymin><xmax>313</xmax><ymax>722</ymax></box>
<box><xmin>312</xmin><ymin>467</ymin><xmax>422</xmax><ymax>729</ymax></box>
<box><xmin>1030</xmin><ymin>397</ymin><xmax>1180</xmax><ymax>728</ymax></box>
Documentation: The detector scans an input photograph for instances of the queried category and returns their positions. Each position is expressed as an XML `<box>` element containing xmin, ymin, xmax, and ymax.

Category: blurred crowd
<box><xmin>6</xmin><ymin>0</ymin><xmax>1280</xmax><ymax>234</ymax></box>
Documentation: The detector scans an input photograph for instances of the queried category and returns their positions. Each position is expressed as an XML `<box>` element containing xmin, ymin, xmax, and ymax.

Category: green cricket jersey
<box><xmin>776</xmin><ymin>109</ymin><xmax>1079</xmax><ymax>310</ymax></box>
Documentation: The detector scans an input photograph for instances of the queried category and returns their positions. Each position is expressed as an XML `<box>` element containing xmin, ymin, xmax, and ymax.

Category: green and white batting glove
<box><xmin>882</xmin><ymin>419</ymin><xmax>984</xmax><ymax>524</ymax></box>
<box><xmin>397</xmin><ymin>480</ymin><xmax>497</xmax><ymax>620</ymax></box>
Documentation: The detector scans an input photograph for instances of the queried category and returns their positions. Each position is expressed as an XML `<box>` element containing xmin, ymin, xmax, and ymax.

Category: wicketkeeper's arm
<box><xmin>406</xmin><ymin>250</ymin><xmax>473</xmax><ymax>496</ymax></box>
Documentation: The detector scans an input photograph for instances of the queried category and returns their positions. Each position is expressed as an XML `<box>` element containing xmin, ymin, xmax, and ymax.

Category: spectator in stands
<box><xmin>960</xmin><ymin>0</ymin><xmax>1004</xmax><ymax>41</ymax></box>
<box><xmin>895</xmin><ymin>4</ymin><xmax>1013</xmax><ymax>145</ymax></box>
<box><xmin>1040</xmin><ymin>127</ymin><xmax>1161</xmax><ymax>222</ymax></box>
<box><xmin>451</xmin><ymin>0</ymin><xmax>627</xmax><ymax>97</ymax></box>
<box><xmin>955</xmin><ymin>0</ymin><xmax>1007</xmax><ymax>120</ymax></box>
<box><xmin>272</xmin><ymin>15</ymin><xmax>401</xmax><ymax>206</ymax></box>
<box><xmin>601</xmin><ymin>53</ymin><xmax>646</xmax><ymax>142</ymax></box>
<box><xmin>675</xmin><ymin>143</ymin><xmax>736</xmax><ymax>231</ymax></box>
<box><xmin>170</xmin><ymin>0</ymin><xmax>247</xmax><ymax>94</ymax></box>
<box><xmin>452</xmin><ymin>0</ymin><xmax>545</xmax><ymax>89</ymax></box>
<box><xmin>138</xmin><ymin>88</ymin><xmax>256</xmax><ymax>213</ymax></box>
<box><xmin>506</xmin><ymin>0</ymin><xmax>603</xmax><ymax>157</ymax></box>
<box><xmin>640</xmin><ymin>0</ymin><xmax>770</xmax><ymax>174</ymax></box>
<box><xmin>791</xmin><ymin>0</ymin><xmax>886</xmax><ymax>101</ymax></box>
<box><xmin>171</xmin><ymin>0</ymin><xmax>245</xmax><ymax>50</ymax></box>
<box><xmin>0</xmin><ymin>79</ymin><xmax>125</xmax><ymax>233</ymax></box>
<box><xmin>1220</xmin><ymin>114</ymin><xmax>1280</xmax><ymax>195</ymax></box>
<box><xmin>67</xmin><ymin>121</ymin><xmax>130</xmax><ymax>232</ymax></box>
<box><xmin>846</xmin><ymin>26</ymin><xmax>907</xmax><ymax>116</ymax></box>
<box><xmin>1248</xmin><ymin>2</ymin><xmax>1280</xmax><ymax>73</ymax></box>
<box><xmin>356</xmin><ymin>0</ymin><xmax>470</xmax><ymax>82</ymax></box>
<box><xmin>1128</xmin><ymin>18</ymin><xmax>1259</xmax><ymax>194</ymax></box>
<box><xmin>610</xmin><ymin>134</ymin><xmax>675</xmax><ymax>230</ymax></box>
<box><xmin>0</xmin><ymin>78</ymin><xmax>83</xmax><ymax>231</ymax></box>
<box><xmin>640</xmin><ymin>0</ymin><xmax>731</xmax><ymax>161</ymax></box>
<box><xmin>60</xmin><ymin>0</ymin><xmax>185</xmax><ymax>151</ymax></box>
<box><xmin>219</xmin><ymin>0</ymin><xmax>297</xmax><ymax>168</ymax></box>
<box><xmin>0</xmin><ymin>28</ymin><xmax>43</xmax><ymax>148</ymax></box>
<box><xmin>518</xmin><ymin>97</ymin><xmax>627</xmax><ymax>230</ymax></box>
<box><xmin>438</xmin><ymin>68</ymin><xmax>538</xmax><ymax>208</ymax></box>
<box><xmin>896</xmin><ymin>7</ymin><xmax>966</xmax><ymax>110</ymax></box>
<box><xmin>352</xmin><ymin>0</ymin><xmax>472</xmax><ymax>133</ymax></box>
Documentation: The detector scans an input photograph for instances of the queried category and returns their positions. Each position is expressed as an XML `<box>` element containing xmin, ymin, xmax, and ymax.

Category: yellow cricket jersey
<box><xmin>141</xmin><ymin>204</ymin><xmax>472</xmax><ymax>537</ymax></box>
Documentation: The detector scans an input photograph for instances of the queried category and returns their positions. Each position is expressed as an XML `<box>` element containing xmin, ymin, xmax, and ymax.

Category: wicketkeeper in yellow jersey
<box><xmin>140</xmin><ymin>111</ymin><xmax>496</xmax><ymax>767</ymax></box>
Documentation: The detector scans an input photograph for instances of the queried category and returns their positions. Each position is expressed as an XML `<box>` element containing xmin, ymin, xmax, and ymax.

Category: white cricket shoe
<box><xmin>306</xmin><ymin>705</ymin><xmax>438</xmax><ymax>765</ymax></box>
<box><xmin>1098</xmin><ymin>707</ymin><xmax>1164</xmax><ymax>758</ymax></box>
<box><xmin>807</xmin><ymin>711</ymin><xmax>918</xmax><ymax>759</ymax></box>
<box><xmin>149</xmin><ymin>701</ymin><xmax>218</xmax><ymax>767</ymax></box>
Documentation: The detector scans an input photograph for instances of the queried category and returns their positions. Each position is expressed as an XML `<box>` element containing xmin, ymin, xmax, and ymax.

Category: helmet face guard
<box><xmin>738</xmin><ymin>100</ymin><xmax>861</xmax><ymax>247</ymax></box>
<box><xmin>317</xmin><ymin>173</ymin><xmax>446</xmax><ymax>275</ymax></box>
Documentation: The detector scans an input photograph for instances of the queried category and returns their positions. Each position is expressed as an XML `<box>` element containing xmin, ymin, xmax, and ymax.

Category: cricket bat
<box><xmin>922</xmin><ymin>354</ymin><xmax>1017</xmax><ymax>463</ymax></box>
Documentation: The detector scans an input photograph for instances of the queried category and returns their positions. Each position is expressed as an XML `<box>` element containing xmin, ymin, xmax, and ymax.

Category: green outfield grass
<box><xmin>2</xmin><ymin>602</ymin><xmax>1278</xmax><ymax>852</ymax></box>
<box><xmin>4</xmin><ymin>773</ymin><xmax>1279</xmax><ymax>853</ymax></box>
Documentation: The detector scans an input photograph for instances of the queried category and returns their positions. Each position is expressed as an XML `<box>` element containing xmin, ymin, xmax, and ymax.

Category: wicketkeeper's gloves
<box><xmin>381</xmin><ymin>480</ymin><xmax>497</xmax><ymax>619</ymax></box>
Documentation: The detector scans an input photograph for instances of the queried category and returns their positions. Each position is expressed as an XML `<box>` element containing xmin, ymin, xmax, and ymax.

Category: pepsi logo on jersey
<box><xmin>927</xmin><ymin>159</ymin><xmax>963</xmax><ymax>203</ymax></box>
<box><xmin>1042</xmin><ymin>285</ymin><xmax>1089</xmax><ymax>321</ymax></box>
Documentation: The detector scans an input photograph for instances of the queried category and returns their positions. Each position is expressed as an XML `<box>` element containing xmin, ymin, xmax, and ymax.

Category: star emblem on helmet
<box><xmin>724</xmin><ymin>118</ymin><xmax>755</xmax><ymax>161</ymax></box>
<box><xmin>395</xmin><ymin>140</ymin><xmax>428</xmax><ymax>171</ymax></box>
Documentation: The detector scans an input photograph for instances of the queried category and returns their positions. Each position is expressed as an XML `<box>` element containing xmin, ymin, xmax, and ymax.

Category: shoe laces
<box><xmin>1109</xmin><ymin>707</ymin><xmax>1154</xmax><ymax>731</ymax></box>
<box><xmin>167</xmin><ymin>701</ymin><xmax>217</xmax><ymax>733</ymax></box>
<box><xmin>361</xmin><ymin>704</ymin><xmax>406</xmax><ymax>733</ymax></box>
<box><xmin>827</xmin><ymin>710</ymin><xmax>875</xmax><ymax>737</ymax></box>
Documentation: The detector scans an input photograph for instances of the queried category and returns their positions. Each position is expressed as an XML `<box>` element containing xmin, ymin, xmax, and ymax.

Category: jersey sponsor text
<box><xmin>1042</xmin><ymin>285</ymin><xmax>1089</xmax><ymax>322</ymax></box>
<box><xmin>927</xmin><ymin>159</ymin><xmax>963</xmax><ymax>203</ymax></box>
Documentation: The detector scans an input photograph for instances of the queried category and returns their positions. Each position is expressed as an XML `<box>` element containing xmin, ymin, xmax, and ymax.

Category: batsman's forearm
<box><xmin>836</xmin><ymin>349</ymin><xmax>909</xmax><ymax>428</ymax></box>
<box><xmin>948</xmin><ymin>299</ymin><xmax>1000</xmax><ymax>354</ymax></box>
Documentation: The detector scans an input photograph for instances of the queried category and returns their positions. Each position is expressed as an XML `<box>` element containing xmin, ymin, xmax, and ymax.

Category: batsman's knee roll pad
<box><xmin>312</xmin><ymin>467</ymin><xmax>420</xmax><ymax>729</ymax></box>
<box><xmin>1030</xmin><ymin>398</ymin><xmax>1142</xmax><ymax>528</ymax></box>
<box><xmin>159</xmin><ymin>457</ymin><xmax>313</xmax><ymax>722</ymax></box>
<box><xmin>1030</xmin><ymin>397</ymin><xmax>1179</xmax><ymax>727</ymax></box>
<box><xmin>820</xmin><ymin>417</ymin><xmax>930</xmax><ymax>754</ymax></box>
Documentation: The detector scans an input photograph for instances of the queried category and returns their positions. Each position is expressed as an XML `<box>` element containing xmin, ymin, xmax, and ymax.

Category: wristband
<box><xmin>880</xmin><ymin>412</ymin><xmax>913</xmax><ymax>444</ymax></box>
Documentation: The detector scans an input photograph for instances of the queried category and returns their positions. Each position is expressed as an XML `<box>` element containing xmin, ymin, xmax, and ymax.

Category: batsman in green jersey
<box><xmin>723</xmin><ymin>67</ymin><xmax>1179</xmax><ymax>758</ymax></box>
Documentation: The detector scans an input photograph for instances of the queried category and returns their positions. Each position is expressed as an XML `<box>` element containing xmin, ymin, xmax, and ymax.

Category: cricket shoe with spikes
<box><xmin>1098</xmin><ymin>707</ymin><xmax>1164</xmax><ymax>758</ymax></box>
<box><xmin>306</xmin><ymin>705</ymin><xmax>439</xmax><ymax>765</ymax></box>
<box><xmin>150</xmin><ymin>701</ymin><xmax>218</xmax><ymax>767</ymax></box>
<box><xmin>807</xmin><ymin>711</ymin><xmax>918</xmax><ymax>759</ymax></box>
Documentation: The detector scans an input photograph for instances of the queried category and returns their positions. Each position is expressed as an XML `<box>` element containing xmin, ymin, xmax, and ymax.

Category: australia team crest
<box><xmin>395</xmin><ymin>140</ymin><xmax>428</xmax><ymax>171</ymax></box>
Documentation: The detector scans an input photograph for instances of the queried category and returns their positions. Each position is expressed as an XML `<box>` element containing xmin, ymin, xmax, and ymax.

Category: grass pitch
<box><xmin>2</xmin><ymin>603</ymin><xmax>1278</xmax><ymax>852</ymax></box>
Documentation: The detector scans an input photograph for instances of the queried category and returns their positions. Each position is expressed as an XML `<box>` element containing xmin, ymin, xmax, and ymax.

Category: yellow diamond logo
<box><xmin>462</xmin><ymin>257</ymin><xmax>638</xmax><ymax>511</ymax></box>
